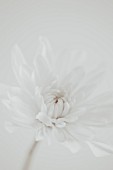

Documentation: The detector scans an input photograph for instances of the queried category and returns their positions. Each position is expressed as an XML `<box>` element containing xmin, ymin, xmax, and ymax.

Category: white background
<box><xmin>0</xmin><ymin>0</ymin><xmax>113</xmax><ymax>170</ymax></box>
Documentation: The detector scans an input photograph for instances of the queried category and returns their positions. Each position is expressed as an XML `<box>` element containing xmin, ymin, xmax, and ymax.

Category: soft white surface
<box><xmin>0</xmin><ymin>0</ymin><xmax>113</xmax><ymax>170</ymax></box>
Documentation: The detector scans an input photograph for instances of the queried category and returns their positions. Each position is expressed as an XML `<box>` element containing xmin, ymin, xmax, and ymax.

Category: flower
<box><xmin>2</xmin><ymin>37</ymin><xmax>113</xmax><ymax>157</ymax></box>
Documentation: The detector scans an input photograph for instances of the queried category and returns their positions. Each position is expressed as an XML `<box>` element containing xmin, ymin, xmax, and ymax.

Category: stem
<box><xmin>23</xmin><ymin>141</ymin><xmax>38</xmax><ymax>170</ymax></box>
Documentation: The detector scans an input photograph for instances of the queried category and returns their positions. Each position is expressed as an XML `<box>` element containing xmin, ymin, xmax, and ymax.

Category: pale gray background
<box><xmin>0</xmin><ymin>0</ymin><xmax>113</xmax><ymax>170</ymax></box>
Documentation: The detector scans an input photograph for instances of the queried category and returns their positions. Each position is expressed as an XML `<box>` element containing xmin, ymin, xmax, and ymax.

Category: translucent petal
<box><xmin>43</xmin><ymin>126</ymin><xmax>53</xmax><ymax>145</ymax></box>
<box><xmin>33</xmin><ymin>38</ymin><xmax>55</xmax><ymax>87</ymax></box>
<box><xmin>87</xmin><ymin>141</ymin><xmax>113</xmax><ymax>157</ymax></box>
<box><xmin>55</xmin><ymin>122</ymin><xmax>66</xmax><ymax>128</ymax></box>
<box><xmin>63</xmin><ymin>139</ymin><xmax>81</xmax><ymax>153</ymax></box>
<box><xmin>85</xmin><ymin>67</ymin><xmax>105</xmax><ymax>86</ymax></box>
<box><xmin>61</xmin><ymin>101</ymin><xmax>70</xmax><ymax>117</ymax></box>
<box><xmin>57</xmin><ymin>127</ymin><xmax>82</xmax><ymax>153</ymax></box>
<box><xmin>39</xmin><ymin>36</ymin><xmax>54</xmax><ymax>68</ymax></box>
<box><xmin>9</xmin><ymin>87</ymin><xmax>38</xmax><ymax>112</ymax></box>
<box><xmin>66</xmin><ymin>124</ymin><xmax>94</xmax><ymax>141</ymax></box>
<box><xmin>36</xmin><ymin>112</ymin><xmax>52</xmax><ymax>127</ymax></box>
<box><xmin>12</xmin><ymin>117</ymin><xmax>34</xmax><ymax>127</ymax></box>
<box><xmin>34</xmin><ymin>87</ymin><xmax>42</xmax><ymax>110</ymax></box>
<box><xmin>54</xmin><ymin>98</ymin><xmax>63</xmax><ymax>118</ymax></box>
<box><xmin>9</xmin><ymin>95</ymin><xmax>37</xmax><ymax>117</ymax></box>
<box><xmin>71</xmin><ymin>68</ymin><xmax>105</xmax><ymax>105</ymax></box>
<box><xmin>52</xmin><ymin>127</ymin><xmax>66</xmax><ymax>142</ymax></box>
<box><xmin>41</xmin><ymin>96</ymin><xmax>47</xmax><ymax>113</ymax></box>
<box><xmin>12</xmin><ymin>45</ymin><xmax>35</xmax><ymax>94</ymax></box>
<box><xmin>5</xmin><ymin>119</ymin><xmax>33</xmax><ymax>133</ymax></box>
<box><xmin>61</xmin><ymin>66</ymin><xmax>85</xmax><ymax>91</ymax></box>
<box><xmin>11</xmin><ymin>45</ymin><xmax>26</xmax><ymax>83</ymax></box>
<box><xmin>88</xmin><ymin>91</ymin><xmax>113</xmax><ymax>106</ymax></box>
<box><xmin>56</xmin><ymin>49</ymin><xmax>86</xmax><ymax>78</ymax></box>
<box><xmin>47</xmin><ymin>102</ymin><xmax>55</xmax><ymax>118</ymax></box>
<box><xmin>73</xmin><ymin>83</ymin><xmax>97</xmax><ymax>106</ymax></box>
<box><xmin>79</xmin><ymin>105</ymin><xmax>113</xmax><ymax>127</ymax></box>
<box><xmin>12</xmin><ymin>116</ymin><xmax>34</xmax><ymax>125</ymax></box>
<box><xmin>19</xmin><ymin>66</ymin><xmax>35</xmax><ymax>94</ymax></box>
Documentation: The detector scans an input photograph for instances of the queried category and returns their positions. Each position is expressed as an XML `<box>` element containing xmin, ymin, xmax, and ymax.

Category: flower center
<box><xmin>36</xmin><ymin>90</ymin><xmax>70</xmax><ymax>129</ymax></box>
<box><xmin>46</xmin><ymin>93</ymin><xmax>65</xmax><ymax>118</ymax></box>
<box><xmin>54</xmin><ymin>97</ymin><xmax>59</xmax><ymax>103</ymax></box>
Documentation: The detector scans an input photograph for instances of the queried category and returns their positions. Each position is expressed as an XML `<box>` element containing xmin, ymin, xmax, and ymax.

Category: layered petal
<box><xmin>63</xmin><ymin>139</ymin><xmax>81</xmax><ymax>153</ymax></box>
<box><xmin>55</xmin><ymin>49</ymin><xmax>86</xmax><ymax>78</ymax></box>
<box><xmin>66</xmin><ymin>123</ymin><xmax>94</xmax><ymax>142</ymax></box>
<box><xmin>87</xmin><ymin>141</ymin><xmax>113</xmax><ymax>157</ymax></box>
<box><xmin>79</xmin><ymin>105</ymin><xmax>113</xmax><ymax>127</ymax></box>
<box><xmin>33</xmin><ymin>38</ymin><xmax>55</xmax><ymax>87</ymax></box>
<box><xmin>1</xmin><ymin>38</ymin><xmax>113</xmax><ymax>158</ymax></box>
<box><xmin>52</xmin><ymin>126</ymin><xmax>82</xmax><ymax>153</ymax></box>
<box><xmin>5</xmin><ymin>119</ymin><xmax>34</xmax><ymax>133</ymax></box>
<box><xmin>60</xmin><ymin>66</ymin><xmax>85</xmax><ymax>92</ymax></box>
<box><xmin>36</xmin><ymin>112</ymin><xmax>53</xmax><ymax>127</ymax></box>
<box><xmin>12</xmin><ymin>45</ymin><xmax>35</xmax><ymax>95</ymax></box>
<box><xmin>52</xmin><ymin>127</ymin><xmax>67</xmax><ymax>143</ymax></box>
<box><xmin>71</xmin><ymin>68</ymin><xmax>105</xmax><ymax>106</ymax></box>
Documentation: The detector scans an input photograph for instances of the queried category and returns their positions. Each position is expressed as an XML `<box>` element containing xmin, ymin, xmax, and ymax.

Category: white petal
<box><xmin>19</xmin><ymin>66</ymin><xmax>35</xmax><ymax>94</ymax></box>
<box><xmin>5</xmin><ymin>119</ymin><xmax>33</xmax><ymax>133</ymax></box>
<box><xmin>12</xmin><ymin>117</ymin><xmax>34</xmax><ymax>127</ymax></box>
<box><xmin>63</xmin><ymin>139</ymin><xmax>81</xmax><ymax>153</ymax></box>
<box><xmin>43</xmin><ymin>126</ymin><xmax>53</xmax><ymax>145</ymax></box>
<box><xmin>87</xmin><ymin>141</ymin><xmax>113</xmax><ymax>157</ymax></box>
<box><xmin>34</xmin><ymin>87</ymin><xmax>42</xmax><ymax>110</ymax></box>
<box><xmin>47</xmin><ymin>102</ymin><xmax>55</xmax><ymax>118</ymax></box>
<box><xmin>61</xmin><ymin>66</ymin><xmax>85</xmax><ymax>91</ymax></box>
<box><xmin>52</xmin><ymin>127</ymin><xmax>66</xmax><ymax>142</ymax></box>
<box><xmin>39</xmin><ymin>36</ymin><xmax>54</xmax><ymax>67</ymax></box>
<box><xmin>66</xmin><ymin>124</ymin><xmax>94</xmax><ymax>141</ymax></box>
<box><xmin>56</xmin><ymin>49</ymin><xmax>86</xmax><ymax>78</ymax></box>
<box><xmin>9</xmin><ymin>88</ymin><xmax>38</xmax><ymax>112</ymax></box>
<box><xmin>12</xmin><ymin>45</ymin><xmax>35</xmax><ymax>94</ymax></box>
<box><xmin>33</xmin><ymin>38</ymin><xmax>55</xmax><ymax>87</ymax></box>
<box><xmin>73</xmin><ymin>83</ymin><xmax>97</xmax><ymax>106</ymax></box>
<box><xmin>59</xmin><ymin>127</ymin><xmax>82</xmax><ymax>153</ymax></box>
<box><xmin>36</xmin><ymin>112</ymin><xmax>52</xmax><ymax>127</ymax></box>
<box><xmin>11</xmin><ymin>45</ymin><xmax>26</xmax><ymax>82</ymax></box>
<box><xmin>55</xmin><ymin>121</ymin><xmax>66</xmax><ymax>128</ymax></box>
<box><xmin>57</xmin><ymin>99</ymin><xmax>64</xmax><ymax>116</ymax></box>
<box><xmin>52</xmin><ymin>103</ymin><xmax>58</xmax><ymax>118</ymax></box>
<box><xmin>64</xmin><ymin>114</ymin><xmax>78</xmax><ymax>123</ymax></box>
<box><xmin>71</xmin><ymin>67</ymin><xmax>105</xmax><ymax>105</ymax></box>
<box><xmin>61</xmin><ymin>101</ymin><xmax>70</xmax><ymax>117</ymax></box>
<box><xmin>9</xmin><ymin>95</ymin><xmax>36</xmax><ymax>117</ymax></box>
<box><xmin>79</xmin><ymin>105</ymin><xmax>113</xmax><ymax>127</ymax></box>
<box><xmin>41</xmin><ymin>96</ymin><xmax>47</xmax><ymax>113</ymax></box>
<box><xmin>88</xmin><ymin>91</ymin><xmax>113</xmax><ymax>106</ymax></box>
<box><xmin>85</xmin><ymin>67</ymin><xmax>105</xmax><ymax>86</ymax></box>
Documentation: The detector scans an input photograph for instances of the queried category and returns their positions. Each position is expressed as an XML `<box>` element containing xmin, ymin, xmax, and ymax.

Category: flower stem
<box><xmin>23</xmin><ymin>141</ymin><xmax>38</xmax><ymax>170</ymax></box>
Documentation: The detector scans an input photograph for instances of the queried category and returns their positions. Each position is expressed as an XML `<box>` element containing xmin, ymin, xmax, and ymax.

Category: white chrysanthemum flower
<box><xmin>2</xmin><ymin>37</ymin><xmax>113</xmax><ymax>157</ymax></box>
